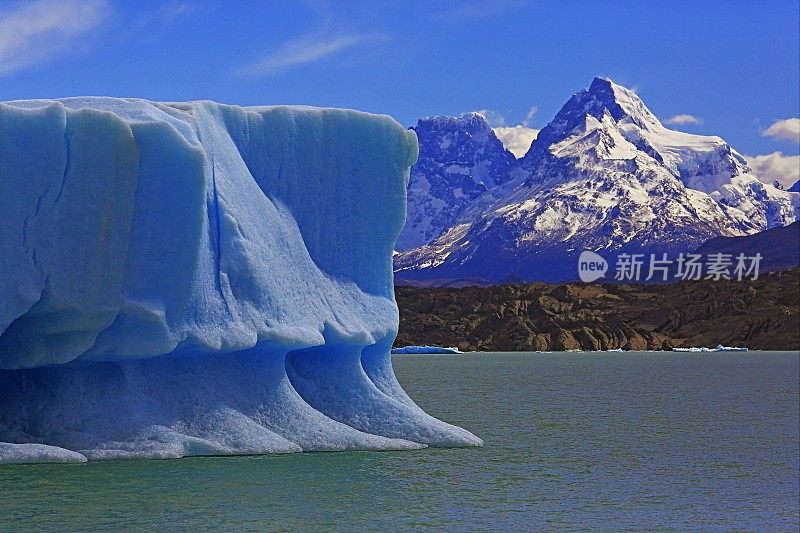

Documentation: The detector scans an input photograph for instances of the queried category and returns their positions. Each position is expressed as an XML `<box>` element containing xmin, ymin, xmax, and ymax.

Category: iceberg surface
<box><xmin>0</xmin><ymin>98</ymin><xmax>481</xmax><ymax>463</ymax></box>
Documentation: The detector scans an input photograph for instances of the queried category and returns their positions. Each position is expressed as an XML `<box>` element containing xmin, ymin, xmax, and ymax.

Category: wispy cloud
<box><xmin>235</xmin><ymin>32</ymin><xmax>390</xmax><ymax>76</ymax></box>
<box><xmin>0</xmin><ymin>0</ymin><xmax>110</xmax><ymax>76</ymax></box>
<box><xmin>762</xmin><ymin>118</ymin><xmax>800</xmax><ymax>143</ymax></box>
<box><xmin>473</xmin><ymin>109</ymin><xmax>507</xmax><ymax>127</ymax></box>
<box><xmin>521</xmin><ymin>106</ymin><xmax>538</xmax><ymax>127</ymax></box>
<box><xmin>665</xmin><ymin>114</ymin><xmax>702</xmax><ymax>126</ymax></box>
<box><xmin>474</xmin><ymin>106</ymin><xmax>538</xmax><ymax>128</ymax></box>
<box><xmin>745</xmin><ymin>152</ymin><xmax>800</xmax><ymax>189</ymax></box>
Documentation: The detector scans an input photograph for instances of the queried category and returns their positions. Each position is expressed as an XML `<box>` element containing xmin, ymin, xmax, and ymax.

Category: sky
<box><xmin>0</xmin><ymin>0</ymin><xmax>798</xmax><ymax>183</ymax></box>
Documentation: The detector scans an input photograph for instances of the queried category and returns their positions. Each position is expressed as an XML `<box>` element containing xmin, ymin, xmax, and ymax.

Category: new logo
<box><xmin>578</xmin><ymin>250</ymin><xmax>608</xmax><ymax>282</ymax></box>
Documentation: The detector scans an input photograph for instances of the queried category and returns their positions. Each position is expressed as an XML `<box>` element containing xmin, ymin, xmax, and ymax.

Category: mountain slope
<box><xmin>396</xmin><ymin>113</ymin><xmax>522</xmax><ymax>251</ymax></box>
<box><xmin>395</xmin><ymin>78</ymin><xmax>799</xmax><ymax>284</ymax></box>
<box><xmin>693</xmin><ymin>221</ymin><xmax>800</xmax><ymax>273</ymax></box>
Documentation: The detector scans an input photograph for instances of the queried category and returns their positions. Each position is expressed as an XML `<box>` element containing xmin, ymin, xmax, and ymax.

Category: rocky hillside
<box><xmin>395</xmin><ymin>268</ymin><xmax>800</xmax><ymax>351</ymax></box>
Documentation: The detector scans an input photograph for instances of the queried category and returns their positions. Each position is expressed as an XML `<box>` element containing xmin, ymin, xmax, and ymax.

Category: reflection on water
<box><xmin>1</xmin><ymin>352</ymin><xmax>798</xmax><ymax>531</ymax></box>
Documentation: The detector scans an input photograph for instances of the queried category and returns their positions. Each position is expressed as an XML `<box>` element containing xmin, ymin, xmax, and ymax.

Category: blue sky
<box><xmin>0</xmin><ymin>0</ymin><xmax>798</xmax><ymax>179</ymax></box>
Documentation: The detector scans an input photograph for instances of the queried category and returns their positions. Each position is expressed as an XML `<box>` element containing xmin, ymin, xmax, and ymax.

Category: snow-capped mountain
<box><xmin>395</xmin><ymin>113</ymin><xmax>523</xmax><ymax>251</ymax></box>
<box><xmin>395</xmin><ymin>77</ymin><xmax>799</xmax><ymax>284</ymax></box>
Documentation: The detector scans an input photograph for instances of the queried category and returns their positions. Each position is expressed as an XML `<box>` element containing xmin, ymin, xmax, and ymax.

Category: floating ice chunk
<box><xmin>0</xmin><ymin>443</ymin><xmax>87</xmax><ymax>464</ymax></box>
<box><xmin>673</xmin><ymin>345</ymin><xmax>748</xmax><ymax>352</ymax></box>
<box><xmin>392</xmin><ymin>346</ymin><xmax>462</xmax><ymax>354</ymax></box>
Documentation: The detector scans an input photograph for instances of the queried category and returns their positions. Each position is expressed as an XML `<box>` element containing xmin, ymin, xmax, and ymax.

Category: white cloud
<box><xmin>493</xmin><ymin>125</ymin><xmax>539</xmax><ymax>158</ymax></box>
<box><xmin>665</xmin><ymin>114</ymin><xmax>702</xmax><ymax>125</ymax></box>
<box><xmin>235</xmin><ymin>32</ymin><xmax>390</xmax><ymax>76</ymax></box>
<box><xmin>745</xmin><ymin>152</ymin><xmax>800</xmax><ymax>188</ymax></box>
<box><xmin>473</xmin><ymin>107</ymin><xmax>539</xmax><ymax>157</ymax></box>
<box><xmin>0</xmin><ymin>0</ymin><xmax>109</xmax><ymax>75</ymax></box>
<box><xmin>762</xmin><ymin>118</ymin><xmax>800</xmax><ymax>143</ymax></box>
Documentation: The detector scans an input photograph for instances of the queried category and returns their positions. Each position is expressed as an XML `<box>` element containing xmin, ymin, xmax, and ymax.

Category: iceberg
<box><xmin>0</xmin><ymin>98</ymin><xmax>481</xmax><ymax>464</ymax></box>
<box><xmin>392</xmin><ymin>346</ymin><xmax>462</xmax><ymax>354</ymax></box>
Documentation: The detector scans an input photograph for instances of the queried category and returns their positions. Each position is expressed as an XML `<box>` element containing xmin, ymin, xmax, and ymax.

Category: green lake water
<box><xmin>1</xmin><ymin>352</ymin><xmax>798</xmax><ymax>531</ymax></box>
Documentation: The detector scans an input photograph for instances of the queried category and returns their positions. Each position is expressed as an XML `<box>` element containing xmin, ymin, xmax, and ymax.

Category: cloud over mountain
<box><xmin>762</xmin><ymin>118</ymin><xmax>800</xmax><ymax>143</ymax></box>
<box><xmin>666</xmin><ymin>114</ymin><xmax>702</xmax><ymax>125</ymax></box>
<box><xmin>746</xmin><ymin>152</ymin><xmax>800</xmax><ymax>188</ymax></box>
<box><xmin>492</xmin><ymin>125</ymin><xmax>539</xmax><ymax>158</ymax></box>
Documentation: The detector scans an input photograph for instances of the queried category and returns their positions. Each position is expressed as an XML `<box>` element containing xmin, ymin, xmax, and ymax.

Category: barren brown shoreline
<box><xmin>395</xmin><ymin>268</ymin><xmax>800</xmax><ymax>352</ymax></box>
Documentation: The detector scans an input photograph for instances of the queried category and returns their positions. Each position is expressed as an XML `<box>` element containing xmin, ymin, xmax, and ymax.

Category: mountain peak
<box><xmin>588</xmin><ymin>76</ymin><xmax>615</xmax><ymax>93</ymax></box>
<box><xmin>580</xmin><ymin>77</ymin><xmax>660</xmax><ymax>126</ymax></box>
<box><xmin>523</xmin><ymin>78</ymin><xmax>662</xmax><ymax>160</ymax></box>
<box><xmin>398</xmin><ymin>110</ymin><xmax>518</xmax><ymax>252</ymax></box>
<box><xmin>413</xmin><ymin>113</ymin><xmax>509</xmax><ymax>159</ymax></box>
<box><xmin>416</xmin><ymin>112</ymin><xmax>492</xmax><ymax>130</ymax></box>
<box><xmin>587</xmin><ymin>77</ymin><xmax>639</xmax><ymax>113</ymax></box>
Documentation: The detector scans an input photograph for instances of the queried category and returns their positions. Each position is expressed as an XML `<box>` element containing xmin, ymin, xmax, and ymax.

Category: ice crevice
<box><xmin>53</xmin><ymin>119</ymin><xmax>73</xmax><ymax>209</ymax></box>
<box><xmin>0</xmin><ymin>98</ymin><xmax>479</xmax><ymax>464</ymax></box>
<box><xmin>208</xmin><ymin>157</ymin><xmax>231</xmax><ymax>313</ymax></box>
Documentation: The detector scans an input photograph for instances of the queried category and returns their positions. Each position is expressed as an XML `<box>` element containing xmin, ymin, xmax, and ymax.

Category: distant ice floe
<box><xmin>392</xmin><ymin>346</ymin><xmax>462</xmax><ymax>354</ymax></box>
<box><xmin>673</xmin><ymin>345</ymin><xmax>748</xmax><ymax>352</ymax></box>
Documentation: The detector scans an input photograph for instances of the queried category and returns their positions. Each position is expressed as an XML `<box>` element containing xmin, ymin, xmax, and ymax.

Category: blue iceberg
<box><xmin>0</xmin><ymin>98</ymin><xmax>481</xmax><ymax>463</ymax></box>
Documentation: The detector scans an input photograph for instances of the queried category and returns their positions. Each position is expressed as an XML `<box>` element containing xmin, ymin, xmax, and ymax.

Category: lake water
<box><xmin>1</xmin><ymin>352</ymin><xmax>798</xmax><ymax>531</ymax></box>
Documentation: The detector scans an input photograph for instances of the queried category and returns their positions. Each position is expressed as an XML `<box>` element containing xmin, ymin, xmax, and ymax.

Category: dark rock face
<box><xmin>395</xmin><ymin>268</ymin><xmax>800</xmax><ymax>351</ymax></box>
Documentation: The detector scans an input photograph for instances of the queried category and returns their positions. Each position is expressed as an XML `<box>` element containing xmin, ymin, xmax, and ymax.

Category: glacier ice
<box><xmin>0</xmin><ymin>98</ymin><xmax>481</xmax><ymax>464</ymax></box>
